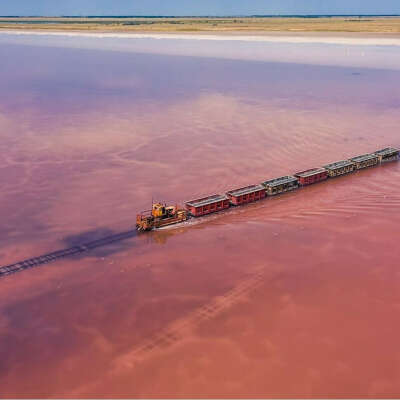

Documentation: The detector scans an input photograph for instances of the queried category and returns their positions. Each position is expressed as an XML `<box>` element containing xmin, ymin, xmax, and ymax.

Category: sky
<box><xmin>0</xmin><ymin>0</ymin><xmax>399</xmax><ymax>16</ymax></box>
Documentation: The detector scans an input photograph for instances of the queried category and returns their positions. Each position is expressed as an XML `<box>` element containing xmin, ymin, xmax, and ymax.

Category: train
<box><xmin>1</xmin><ymin>146</ymin><xmax>398</xmax><ymax>279</ymax></box>
<box><xmin>135</xmin><ymin>147</ymin><xmax>399</xmax><ymax>231</ymax></box>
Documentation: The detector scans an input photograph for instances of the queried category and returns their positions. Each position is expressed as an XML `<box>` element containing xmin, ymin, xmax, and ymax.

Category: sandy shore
<box><xmin>1</xmin><ymin>16</ymin><xmax>400</xmax><ymax>35</ymax></box>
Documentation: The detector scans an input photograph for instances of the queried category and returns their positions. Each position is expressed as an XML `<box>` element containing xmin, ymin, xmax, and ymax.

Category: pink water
<box><xmin>0</xmin><ymin>39</ymin><xmax>400</xmax><ymax>398</ymax></box>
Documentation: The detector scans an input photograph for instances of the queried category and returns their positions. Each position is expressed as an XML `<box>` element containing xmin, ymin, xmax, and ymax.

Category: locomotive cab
<box><xmin>137</xmin><ymin>202</ymin><xmax>187</xmax><ymax>231</ymax></box>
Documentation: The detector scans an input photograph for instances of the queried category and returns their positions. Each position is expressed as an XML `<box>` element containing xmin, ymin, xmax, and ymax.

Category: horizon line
<box><xmin>1</xmin><ymin>14</ymin><xmax>400</xmax><ymax>18</ymax></box>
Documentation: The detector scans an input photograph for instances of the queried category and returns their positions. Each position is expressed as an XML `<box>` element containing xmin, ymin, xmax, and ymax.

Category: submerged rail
<box><xmin>0</xmin><ymin>230</ymin><xmax>137</xmax><ymax>278</ymax></box>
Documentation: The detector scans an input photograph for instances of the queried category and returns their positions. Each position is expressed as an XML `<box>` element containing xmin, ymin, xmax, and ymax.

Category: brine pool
<box><xmin>0</xmin><ymin>32</ymin><xmax>400</xmax><ymax>398</ymax></box>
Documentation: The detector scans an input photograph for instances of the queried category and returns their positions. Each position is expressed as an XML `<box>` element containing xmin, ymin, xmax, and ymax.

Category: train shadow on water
<box><xmin>62</xmin><ymin>227</ymin><xmax>138</xmax><ymax>258</ymax></box>
<box><xmin>0</xmin><ymin>227</ymin><xmax>139</xmax><ymax>279</ymax></box>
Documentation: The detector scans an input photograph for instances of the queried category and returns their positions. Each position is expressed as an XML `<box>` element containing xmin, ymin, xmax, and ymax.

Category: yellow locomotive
<box><xmin>136</xmin><ymin>202</ymin><xmax>187</xmax><ymax>231</ymax></box>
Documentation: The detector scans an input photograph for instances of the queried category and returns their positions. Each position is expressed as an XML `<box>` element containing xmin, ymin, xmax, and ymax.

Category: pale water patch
<box><xmin>1</xmin><ymin>30</ymin><xmax>400</xmax><ymax>70</ymax></box>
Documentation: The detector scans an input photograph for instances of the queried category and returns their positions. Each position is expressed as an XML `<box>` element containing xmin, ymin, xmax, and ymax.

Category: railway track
<box><xmin>0</xmin><ymin>230</ymin><xmax>137</xmax><ymax>278</ymax></box>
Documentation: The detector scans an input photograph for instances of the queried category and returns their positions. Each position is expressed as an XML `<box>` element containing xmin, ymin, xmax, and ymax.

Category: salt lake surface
<box><xmin>0</xmin><ymin>33</ymin><xmax>400</xmax><ymax>398</ymax></box>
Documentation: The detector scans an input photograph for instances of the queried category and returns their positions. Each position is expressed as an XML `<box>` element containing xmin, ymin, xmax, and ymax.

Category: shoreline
<box><xmin>1</xmin><ymin>27</ymin><xmax>400</xmax><ymax>37</ymax></box>
<box><xmin>2</xmin><ymin>29</ymin><xmax>400</xmax><ymax>46</ymax></box>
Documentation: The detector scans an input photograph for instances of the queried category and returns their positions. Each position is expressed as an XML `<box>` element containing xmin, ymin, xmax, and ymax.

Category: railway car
<box><xmin>294</xmin><ymin>167</ymin><xmax>328</xmax><ymax>186</ymax></box>
<box><xmin>185</xmin><ymin>194</ymin><xmax>230</xmax><ymax>217</ymax></box>
<box><xmin>350</xmin><ymin>153</ymin><xmax>379</xmax><ymax>170</ymax></box>
<box><xmin>323</xmin><ymin>160</ymin><xmax>355</xmax><ymax>177</ymax></box>
<box><xmin>262</xmin><ymin>176</ymin><xmax>299</xmax><ymax>195</ymax></box>
<box><xmin>374</xmin><ymin>147</ymin><xmax>399</xmax><ymax>163</ymax></box>
<box><xmin>226</xmin><ymin>184</ymin><xmax>266</xmax><ymax>205</ymax></box>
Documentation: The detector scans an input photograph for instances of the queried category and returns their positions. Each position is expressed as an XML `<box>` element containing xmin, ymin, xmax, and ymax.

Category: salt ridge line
<box><xmin>2</xmin><ymin>30</ymin><xmax>400</xmax><ymax>47</ymax></box>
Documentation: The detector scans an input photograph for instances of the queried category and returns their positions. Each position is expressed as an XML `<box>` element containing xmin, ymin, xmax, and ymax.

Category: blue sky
<box><xmin>1</xmin><ymin>0</ymin><xmax>399</xmax><ymax>16</ymax></box>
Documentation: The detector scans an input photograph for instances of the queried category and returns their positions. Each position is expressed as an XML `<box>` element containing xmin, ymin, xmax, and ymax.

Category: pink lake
<box><xmin>0</xmin><ymin>33</ymin><xmax>400</xmax><ymax>398</ymax></box>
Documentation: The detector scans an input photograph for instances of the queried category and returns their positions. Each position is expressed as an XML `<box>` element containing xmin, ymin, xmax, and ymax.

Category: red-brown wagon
<box><xmin>185</xmin><ymin>194</ymin><xmax>230</xmax><ymax>217</ymax></box>
<box><xmin>226</xmin><ymin>184</ymin><xmax>266</xmax><ymax>205</ymax></box>
<box><xmin>294</xmin><ymin>168</ymin><xmax>328</xmax><ymax>186</ymax></box>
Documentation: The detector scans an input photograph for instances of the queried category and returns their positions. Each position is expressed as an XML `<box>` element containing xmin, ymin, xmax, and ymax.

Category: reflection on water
<box><xmin>0</xmin><ymin>36</ymin><xmax>400</xmax><ymax>398</ymax></box>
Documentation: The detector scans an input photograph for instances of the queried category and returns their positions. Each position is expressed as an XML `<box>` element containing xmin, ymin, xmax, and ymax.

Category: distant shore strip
<box><xmin>2</xmin><ymin>30</ymin><xmax>400</xmax><ymax>46</ymax></box>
